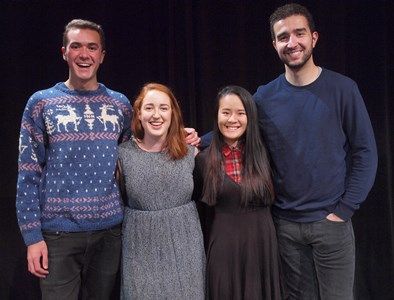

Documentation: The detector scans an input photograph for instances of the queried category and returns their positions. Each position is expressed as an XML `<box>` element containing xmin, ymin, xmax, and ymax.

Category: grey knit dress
<box><xmin>118</xmin><ymin>139</ymin><xmax>205</xmax><ymax>300</ymax></box>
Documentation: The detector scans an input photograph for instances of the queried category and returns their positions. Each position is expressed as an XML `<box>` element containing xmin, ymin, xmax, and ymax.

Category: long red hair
<box><xmin>132</xmin><ymin>83</ymin><xmax>188</xmax><ymax>160</ymax></box>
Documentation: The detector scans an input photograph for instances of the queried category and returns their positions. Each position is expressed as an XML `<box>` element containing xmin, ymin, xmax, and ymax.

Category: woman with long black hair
<box><xmin>194</xmin><ymin>86</ymin><xmax>283</xmax><ymax>299</ymax></box>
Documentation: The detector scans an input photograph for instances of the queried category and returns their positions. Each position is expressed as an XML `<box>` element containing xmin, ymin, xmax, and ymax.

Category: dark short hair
<box><xmin>269</xmin><ymin>3</ymin><xmax>315</xmax><ymax>40</ymax></box>
<box><xmin>63</xmin><ymin>19</ymin><xmax>105</xmax><ymax>50</ymax></box>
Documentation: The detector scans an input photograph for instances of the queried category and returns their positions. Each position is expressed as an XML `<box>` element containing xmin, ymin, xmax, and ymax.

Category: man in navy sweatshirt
<box><xmin>253</xmin><ymin>3</ymin><xmax>378</xmax><ymax>299</ymax></box>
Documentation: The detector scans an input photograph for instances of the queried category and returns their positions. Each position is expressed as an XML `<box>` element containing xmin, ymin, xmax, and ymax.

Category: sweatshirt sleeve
<box><xmin>118</xmin><ymin>96</ymin><xmax>133</xmax><ymax>143</ymax></box>
<box><xmin>333</xmin><ymin>82</ymin><xmax>378</xmax><ymax>220</ymax></box>
<box><xmin>16</xmin><ymin>96</ymin><xmax>47</xmax><ymax>246</ymax></box>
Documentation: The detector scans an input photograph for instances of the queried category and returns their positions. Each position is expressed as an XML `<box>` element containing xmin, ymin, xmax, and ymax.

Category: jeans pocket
<box><xmin>321</xmin><ymin>219</ymin><xmax>354</xmax><ymax>246</ymax></box>
<box><xmin>324</xmin><ymin>217</ymin><xmax>348</xmax><ymax>225</ymax></box>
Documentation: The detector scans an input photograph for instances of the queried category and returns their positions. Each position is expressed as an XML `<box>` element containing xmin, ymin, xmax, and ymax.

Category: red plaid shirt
<box><xmin>222</xmin><ymin>143</ymin><xmax>243</xmax><ymax>184</ymax></box>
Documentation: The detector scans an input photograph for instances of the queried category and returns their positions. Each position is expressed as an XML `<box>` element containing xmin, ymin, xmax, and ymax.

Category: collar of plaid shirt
<box><xmin>222</xmin><ymin>143</ymin><xmax>243</xmax><ymax>184</ymax></box>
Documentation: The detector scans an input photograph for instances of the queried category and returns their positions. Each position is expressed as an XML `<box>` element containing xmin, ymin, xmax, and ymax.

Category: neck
<box><xmin>284</xmin><ymin>57</ymin><xmax>320</xmax><ymax>86</ymax></box>
<box><xmin>137</xmin><ymin>135</ymin><xmax>167</xmax><ymax>152</ymax></box>
<box><xmin>65</xmin><ymin>77</ymin><xmax>99</xmax><ymax>91</ymax></box>
<box><xmin>225</xmin><ymin>140</ymin><xmax>239</xmax><ymax>148</ymax></box>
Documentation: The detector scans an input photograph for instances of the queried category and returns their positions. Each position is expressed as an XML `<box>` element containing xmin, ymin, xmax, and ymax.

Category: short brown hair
<box><xmin>269</xmin><ymin>3</ymin><xmax>316</xmax><ymax>40</ymax></box>
<box><xmin>132</xmin><ymin>83</ymin><xmax>188</xmax><ymax>160</ymax></box>
<box><xmin>63</xmin><ymin>19</ymin><xmax>105</xmax><ymax>50</ymax></box>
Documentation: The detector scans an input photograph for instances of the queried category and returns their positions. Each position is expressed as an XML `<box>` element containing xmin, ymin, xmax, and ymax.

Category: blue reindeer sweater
<box><xmin>16</xmin><ymin>82</ymin><xmax>132</xmax><ymax>246</ymax></box>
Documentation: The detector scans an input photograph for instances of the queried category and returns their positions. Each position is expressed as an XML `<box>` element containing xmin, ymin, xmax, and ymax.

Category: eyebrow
<box><xmin>220</xmin><ymin>108</ymin><xmax>245</xmax><ymax>112</ymax></box>
<box><xmin>143</xmin><ymin>102</ymin><xmax>170</xmax><ymax>106</ymax></box>
<box><xmin>295</xmin><ymin>28</ymin><xmax>307</xmax><ymax>33</ymax></box>
<box><xmin>276</xmin><ymin>31</ymin><xmax>288</xmax><ymax>38</ymax></box>
<box><xmin>276</xmin><ymin>27</ymin><xmax>307</xmax><ymax>39</ymax></box>
<box><xmin>69</xmin><ymin>42</ymin><xmax>100</xmax><ymax>47</ymax></box>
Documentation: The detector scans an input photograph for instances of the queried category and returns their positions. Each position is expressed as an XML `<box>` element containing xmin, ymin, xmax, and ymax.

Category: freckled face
<box><xmin>217</xmin><ymin>94</ymin><xmax>247</xmax><ymax>146</ymax></box>
<box><xmin>138</xmin><ymin>90</ymin><xmax>172</xmax><ymax>140</ymax></box>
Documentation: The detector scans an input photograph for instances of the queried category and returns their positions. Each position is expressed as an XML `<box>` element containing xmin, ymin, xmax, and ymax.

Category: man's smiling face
<box><xmin>272</xmin><ymin>14</ymin><xmax>318</xmax><ymax>70</ymax></box>
<box><xmin>62</xmin><ymin>28</ymin><xmax>105</xmax><ymax>89</ymax></box>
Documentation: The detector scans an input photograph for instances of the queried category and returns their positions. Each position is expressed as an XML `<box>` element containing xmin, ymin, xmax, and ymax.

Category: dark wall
<box><xmin>1</xmin><ymin>1</ymin><xmax>393</xmax><ymax>299</ymax></box>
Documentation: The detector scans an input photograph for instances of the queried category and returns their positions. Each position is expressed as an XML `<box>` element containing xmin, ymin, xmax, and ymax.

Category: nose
<box><xmin>227</xmin><ymin>113</ymin><xmax>237</xmax><ymax>122</ymax></box>
<box><xmin>152</xmin><ymin>109</ymin><xmax>160</xmax><ymax>118</ymax></box>
<box><xmin>79</xmin><ymin>46</ymin><xmax>89</xmax><ymax>58</ymax></box>
<box><xmin>287</xmin><ymin>34</ymin><xmax>298</xmax><ymax>48</ymax></box>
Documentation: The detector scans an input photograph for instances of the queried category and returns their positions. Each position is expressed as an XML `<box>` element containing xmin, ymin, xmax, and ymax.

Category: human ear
<box><xmin>61</xmin><ymin>47</ymin><xmax>67</xmax><ymax>61</ymax></box>
<box><xmin>312</xmin><ymin>31</ymin><xmax>319</xmax><ymax>48</ymax></box>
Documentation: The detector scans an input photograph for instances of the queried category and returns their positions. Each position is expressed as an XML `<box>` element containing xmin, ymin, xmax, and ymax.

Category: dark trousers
<box><xmin>40</xmin><ymin>225</ymin><xmax>122</xmax><ymax>300</ymax></box>
<box><xmin>274</xmin><ymin>218</ymin><xmax>355</xmax><ymax>300</ymax></box>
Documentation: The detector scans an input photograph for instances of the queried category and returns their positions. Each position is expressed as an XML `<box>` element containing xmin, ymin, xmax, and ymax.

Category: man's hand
<box><xmin>184</xmin><ymin>128</ymin><xmax>201</xmax><ymax>146</ymax></box>
<box><xmin>326</xmin><ymin>213</ymin><xmax>345</xmax><ymax>222</ymax></box>
<box><xmin>27</xmin><ymin>240</ymin><xmax>49</xmax><ymax>278</ymax></box>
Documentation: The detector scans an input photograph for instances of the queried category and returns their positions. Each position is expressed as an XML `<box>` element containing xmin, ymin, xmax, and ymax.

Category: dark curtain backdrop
<box><xmin>1</xmin><ymin>1</ymin><xmax>393</xmax><ymax>299</ymax></box>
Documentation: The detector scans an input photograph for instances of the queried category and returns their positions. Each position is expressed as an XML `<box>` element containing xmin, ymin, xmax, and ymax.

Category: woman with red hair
<box><xmin>118</xmin><ymin>83</ymin><xmax>205</xmax><ymax>299</ymax></box>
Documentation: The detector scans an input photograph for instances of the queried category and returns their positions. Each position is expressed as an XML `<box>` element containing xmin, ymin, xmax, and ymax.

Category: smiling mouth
<box><xmin>149</xmin><ymin>121</ymin><xmax>163</xmax><ymax>128</ymax></box>
<box><xmin>286</xmin><ymin>49</ymin><xmax>302</xmax><ymax>54</ymax></box>
<box><xmin>226</xmin><ymin>126</ymin><xmax>240</xmax><ymax>131</ymax></box>
<box><xmin>76</xmin><ymin>63</ymin><xmax>92</xmax><ymax>68</ymax></box>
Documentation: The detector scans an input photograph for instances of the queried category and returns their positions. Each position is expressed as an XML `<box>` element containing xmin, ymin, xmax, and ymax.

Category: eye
<box><xmin>160</xmin><ymin>106</ymin><xmax>169</xmax><ymax>111</ymax></box>
<box><xmin>70</xmin><ymin>44</ymin><xmax>80</xmax><ymax>49</ymax></box>
<box><xmin>88</xmin><ymin>45</ymin><xmax>99</xmax><ymax>51</ymax></box>
<box><xmin>278</xmin><ymin>35</ymin><xmax>288</xmax><ymax>42</ymax></box>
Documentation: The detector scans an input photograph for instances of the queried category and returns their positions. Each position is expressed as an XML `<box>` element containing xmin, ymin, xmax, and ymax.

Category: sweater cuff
<box><xmin>333</xmin><ymin>201</ymin><xmax>355</xmax><ymax>221</ymax></box>
<box><xmin>23</xmin><ymin>230</ymin><xmax>44</xmax><ymax>246</ymax></box>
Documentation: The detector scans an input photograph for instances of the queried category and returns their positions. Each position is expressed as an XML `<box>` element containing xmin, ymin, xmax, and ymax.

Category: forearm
<box><xmin>334</xmin><ymin>145</ymin><xmax>378</xmax><ymax>220</ymax></box>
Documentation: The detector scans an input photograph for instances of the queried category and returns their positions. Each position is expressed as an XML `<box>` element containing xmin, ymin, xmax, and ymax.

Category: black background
<box><xmin>1</xmin><ymin>1</ymin><xmax>393</xmax><ymax>299</ymax></box>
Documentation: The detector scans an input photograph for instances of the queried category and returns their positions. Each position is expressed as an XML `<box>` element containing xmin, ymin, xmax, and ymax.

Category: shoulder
<box><xmin>253</xmin><ymin>74</ymin><xmax>284</xmax><ymax>103</ymax></box>
<box><xmin>119</xmin><ymin>139</ymin><xmax>134</xmax><ymax>151</ymax></box>
<box><xmin>187</xmin><ymin>145</ymin><xmax>199</xmax><ymax>157</ymax></box>
<box><xmin>24</xmin><ymin>83</ymin><xmax>63</xmax><ymax>111</ymax></box>
<box><xmin>319</xmin><ymin>69</ymin><xmax>364</xmax><ymax>107</ymax></box>
<box><xmin>118</xmin><ymin>140</ymin><xmax>137</xmax><ymax>163</ymax></box>
<box><xmin>195</xmin><ymin>147</ymin><xmax>209</xmax><ymax>165</ymax></box>
<box><xmin>179</xmin><ymin>145</ymin><xmax>198</xmax><ymax>167</ymax></box>
<box><xmin>100</xmin><ymin>84</ymin><xmax>131</xmax><ymax>105</ymax></box>
<box><xmin>321</xmin><ymin>68</ymin><xmax>358</xmax><ymax>89</ymax></box>
<box><xmin>194</xmin><ymin>148</ymin><xmax>212</xmax><ymax>178</ymax></box>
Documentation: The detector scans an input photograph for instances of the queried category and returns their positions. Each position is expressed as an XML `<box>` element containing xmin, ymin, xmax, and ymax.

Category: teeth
<box><xmin>287</xmin><ymin>50</ymin><xmax>301</xmax><ymax>55</ymax></box>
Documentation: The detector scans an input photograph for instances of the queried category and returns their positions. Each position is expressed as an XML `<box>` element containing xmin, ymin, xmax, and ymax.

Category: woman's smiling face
<box><xmin>138</xmin><ymin>90</ymin><xmax>172</xmax><ymax>141</ymax></box>
<box><xmin>217</xmin><ymin>94</ymin><xmax>247</xmax><ymax>146</ymax></box>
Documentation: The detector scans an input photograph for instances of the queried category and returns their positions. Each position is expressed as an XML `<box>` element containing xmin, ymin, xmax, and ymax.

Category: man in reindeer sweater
<box><xmin>16</xmin><ymin>19</ymin><xmax>131</xmax><ymax>299</ymax></box>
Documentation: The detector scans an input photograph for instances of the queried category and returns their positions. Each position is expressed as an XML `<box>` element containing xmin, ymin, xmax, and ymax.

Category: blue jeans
<box><xmin>40</xmin><ymin>225</ymin><xmax>122</xmax><ymax>300</ymax></box>
<box><xmin>274</xmin><ymin>218</ymin><xmax>355</xmax><ymax>300</ymax></box>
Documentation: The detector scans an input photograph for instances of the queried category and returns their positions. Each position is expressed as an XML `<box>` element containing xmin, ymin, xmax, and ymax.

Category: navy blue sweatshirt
<box><xmin>254</xmin><ymin>68</ymin><xmax>377</xmax><ymax>222</ymax></box>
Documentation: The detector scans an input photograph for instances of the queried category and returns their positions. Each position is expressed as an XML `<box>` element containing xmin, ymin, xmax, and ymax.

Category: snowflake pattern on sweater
<box><xmin>16</xmin><ymin>83</ymin><xmax>132</xmax><ymax>246</ymax></box>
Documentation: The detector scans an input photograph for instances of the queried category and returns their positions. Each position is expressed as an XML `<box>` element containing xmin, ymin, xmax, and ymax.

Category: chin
<box><xmin>224</xmin><ymin>135</ymin><xmax>240</xmax><ymax>142</ymax></box>
<box><xmin>286</xmin><ymin>61</ymin><xmax>306</xmax><ymax>70</ymax></box>
<box><xmin>148</xmin><ymin>131</ymin><xmax>167</xmax><ymax>138</ymax></box>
